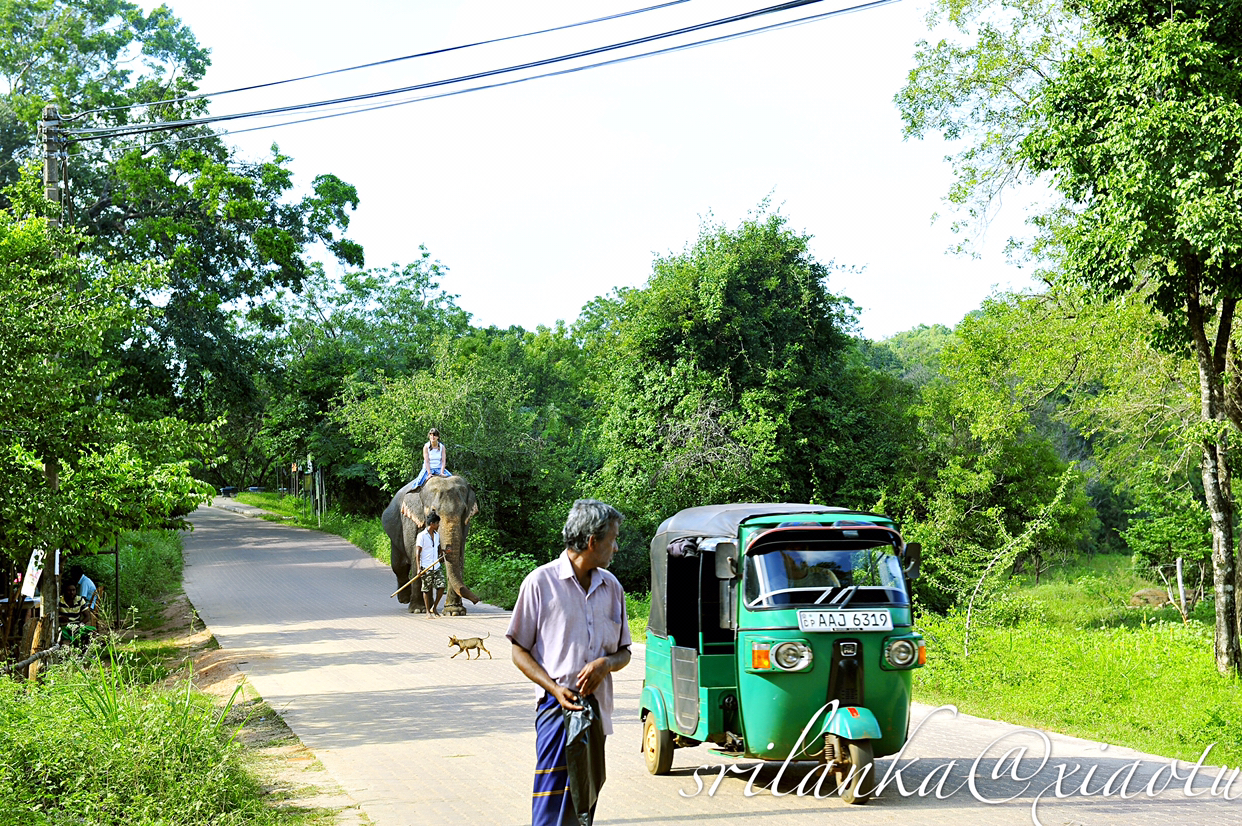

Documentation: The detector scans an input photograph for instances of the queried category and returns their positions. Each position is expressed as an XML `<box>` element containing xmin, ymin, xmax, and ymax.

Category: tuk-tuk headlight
<box><xmin>885</xmin><ymin>638</ymin><xmax>917</xmax><ymax>668</ymax></box>
<box><xmin>772</xmin><ymin>641</ymin><xmax>813</xmax><ymax>671</ymax></box>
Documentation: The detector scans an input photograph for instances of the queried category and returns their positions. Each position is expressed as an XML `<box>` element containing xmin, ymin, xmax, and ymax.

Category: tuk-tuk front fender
<box><xmin>825</xmin><ymin>706</ymin><xmax>882</xmax><ymax>741</ymax></box>
<box><xmin>641</xmin><ymin>684</ymin><xmax>670</xmax><ymax>731</ymax></box>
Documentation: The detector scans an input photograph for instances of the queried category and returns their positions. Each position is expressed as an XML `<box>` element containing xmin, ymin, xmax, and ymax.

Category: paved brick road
<box><xmin>184</xmin><ymin>504</ymin><xmax>1239</xmax><ymax>826</ymax></box>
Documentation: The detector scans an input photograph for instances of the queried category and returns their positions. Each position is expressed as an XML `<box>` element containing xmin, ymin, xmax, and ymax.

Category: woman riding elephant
<box><xmin>383</xmin><ymin>473</ymin><xmax>482</xmax><ymax>614</ymax></box>
<box><xmin>412</xmin><ymin>428</ymin><xmax>451</xmax><ymax>490</ymax></box>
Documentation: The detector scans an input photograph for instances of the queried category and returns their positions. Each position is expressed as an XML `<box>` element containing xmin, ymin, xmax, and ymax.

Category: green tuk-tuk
<box><xmin>640</xmin><ymin>503</ymin><xmax>924</xmax><ymax>804</ymax></box>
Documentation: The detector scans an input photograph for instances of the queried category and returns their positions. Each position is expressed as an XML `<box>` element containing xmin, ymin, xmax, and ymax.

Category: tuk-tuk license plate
<box><xmin>797</xmin><ymin>609</ymin><xmax>893</xmax><ymax>632</ymax></box>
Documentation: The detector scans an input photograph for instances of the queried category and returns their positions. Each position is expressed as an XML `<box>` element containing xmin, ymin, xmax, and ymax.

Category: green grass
<box><xmin>0</xmin><ymin>654</ymin><xmax>285</xmax><ymax>826</ymax></box>
<box><xmin>915</xmin><ymin>555</ymin><xmax>1242</xmax><ymax>766</ymax></box>
<box><xmin>627</xmin><ymin>592</ymin><xmax>651</xmax><ymax>643</ymax></box>
<box><xmin>77</xmin><ymin>529</ymin><xmax>185</xmax><ymax>629</ymax></box>
<box><xmin>2</xmin><ymin>526</ymin><xmax>318</xmax><ymax>826</ymax></box>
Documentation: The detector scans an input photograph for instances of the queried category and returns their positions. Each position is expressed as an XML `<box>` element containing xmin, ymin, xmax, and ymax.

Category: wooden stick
<box><xmin>390</xmin><ymin>553</ymin><xmax>446</xmax><ymax>598</ymax></box>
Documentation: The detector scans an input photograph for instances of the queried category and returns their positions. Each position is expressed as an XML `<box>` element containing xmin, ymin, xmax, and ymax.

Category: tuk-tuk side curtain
<box><xmin>647</xmin><ymin>533</ymin><xmax>669</xmax><ymax>638</ymax></box>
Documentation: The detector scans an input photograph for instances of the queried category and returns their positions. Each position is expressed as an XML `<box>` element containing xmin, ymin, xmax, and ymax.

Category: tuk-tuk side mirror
<box><xmin>714</xmin><ymin>542</ymin><xmax>738</xmax><ymax>579</ymax></box>
<box><xmin>902</xmin><ymin>542</ymin><xmax>922</xmax><ymax>582</ymax></box>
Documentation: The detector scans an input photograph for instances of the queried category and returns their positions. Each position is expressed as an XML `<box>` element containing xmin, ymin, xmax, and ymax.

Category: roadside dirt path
<box><xmin>183</xmin><ymin>504</ymin><xmax>1238</xmax><ymax>826</ymax></box>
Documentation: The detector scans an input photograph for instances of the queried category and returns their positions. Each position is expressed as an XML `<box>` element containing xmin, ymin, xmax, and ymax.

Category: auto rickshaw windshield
<box><xmin>743</xmin><ymin>544</ymin><xmax>910</xmax><ymax>608</ymax></box>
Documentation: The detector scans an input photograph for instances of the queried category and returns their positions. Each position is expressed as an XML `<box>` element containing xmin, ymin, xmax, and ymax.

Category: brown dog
<box><xmin>449</xmin><ymin>632</ymin><xmax>492</xmax><ymax>659</ymax></box>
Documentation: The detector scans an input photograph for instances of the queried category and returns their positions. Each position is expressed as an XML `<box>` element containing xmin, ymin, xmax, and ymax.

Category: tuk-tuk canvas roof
<box><xmin>646</xmin><ymin>504</ymin><xmax>848</xmax><ymax>639</ymax></box>
<box><xmin>654</xmin><ymin>503</ymin><xmax>848</xmax><ymax>544</ymax></box>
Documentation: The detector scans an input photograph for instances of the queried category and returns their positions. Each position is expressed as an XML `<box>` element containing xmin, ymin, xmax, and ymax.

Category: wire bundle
<box><xmin>61</xmin><ymin>0</ymin><xmax>900</xmax><ymax>149</ymax></box>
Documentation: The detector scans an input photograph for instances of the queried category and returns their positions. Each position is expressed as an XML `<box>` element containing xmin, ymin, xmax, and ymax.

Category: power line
<box><xmin>123</xmin><ymin>0</ymin><xmax>900</xmax><ymax>156</ymax></box>
<box><xmin>66</xmin><ymin>0</ymin><xmax>852</xmax><ymax>143</ymax></box>
<box><xmin>67</xmin><ymin>1</ymin><xmax>694</xmax><ymax>121</ymax></box>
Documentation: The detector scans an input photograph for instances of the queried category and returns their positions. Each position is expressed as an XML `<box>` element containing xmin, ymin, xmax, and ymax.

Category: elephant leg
<box><xmin>392</xmin><ymin>543</ymin><xmax>411</xmax><ymax>605</ymax></box>
<box><xmin>396</xmin><ymin>571</ymin><xmax>413</xmax><ymax>605</ymax></box>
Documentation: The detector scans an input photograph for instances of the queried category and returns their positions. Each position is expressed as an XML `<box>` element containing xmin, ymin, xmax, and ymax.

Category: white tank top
<box><xmin>427</xmin><ymin>444</ymin><xmax>443</xmax><ymax>471</ymax></box>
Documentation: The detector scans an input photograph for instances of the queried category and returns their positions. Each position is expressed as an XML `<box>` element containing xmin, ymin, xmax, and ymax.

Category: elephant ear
<box><xmin>465</xmin><ymin>489</ymin><xmax>479</xmax><ymax>525</ymax></box>
<box><xmin>400</xmin><ymin>493</ymin><xmax>425</xmax><ymax>528</ymax></box>
<box><xmin>422</xmin><ymin>490</ymin><xmax>440</xmax><ymax>522</ymax></box>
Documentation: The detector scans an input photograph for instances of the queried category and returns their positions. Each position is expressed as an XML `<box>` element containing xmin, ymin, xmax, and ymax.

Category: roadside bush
<box><xmin>76</xmin><ymin>529</ymin><xmax>183</xmax><ymax>627</ymax></box>
<box><xmin>327</xmin><ymin>511</ymin><xmax>389</xmax><ymax>565</ymax></box>
<box><xmin>626</xmin><ymin>591</ymin><xmax>651</xmax><ymax>643</ymax></box>
<box><xmin>0</xmin><ymin>658</ymin><xmax>278</xmax><ymax>826</ymax></box>
<box><xmin>464</xmin><ymin>530</ymin><xmax>538</xmax><ymax>610</ymax></box>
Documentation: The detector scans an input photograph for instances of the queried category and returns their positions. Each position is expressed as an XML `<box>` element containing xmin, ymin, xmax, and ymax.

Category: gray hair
<box><xmin>563</xmin><ymin>499</ymin><xmax>623</xmax><ymax>551</ymax></box>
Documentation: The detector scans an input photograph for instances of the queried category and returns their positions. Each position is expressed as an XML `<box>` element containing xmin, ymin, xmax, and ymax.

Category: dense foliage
<box><xmin>0</xmin><ymin>170</ymin><xmax>210</xmax><ymax>563</ymax></box>
<box><xmin>0</xmin><ymin>1</ymin><xmax>1224</xmax><ymax>663</ymax></box>
<box><xmin>898</xmin><ymin>0</ymin><xmax>1242</xmax><ymax>673</ymax></box>
<box><xmin>592</xmin><ymin>213</ymin><xmax>912</xmax><ymax>536</ymax></box>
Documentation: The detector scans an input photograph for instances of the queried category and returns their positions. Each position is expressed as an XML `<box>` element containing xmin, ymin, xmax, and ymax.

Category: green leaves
<box><xmin>896</xmin><ymin>0</ymin><xmax>1076</xmax><ymax>248</ymax></box>
<box><xmin>0</xmin><ymin>0</ymin><xmax>209</xmax><ymax>124</ymax></box>
<box><xmin>0</xmin><ymin>168</ymin><xmax>211</xmax><ymax>561</ymax></box>
<box><xmin>590</xmin><ymin>209</ymin><xmax>908</xmax><ymax>539</ymax></box>
<box><xmin>338</xmin><ymin>345</ymin><xmax>543</xmax><ymax>511</ymax></box>
<box><xmin>1025</xmin><ymin>8</ymin><xmax>1242</xmax><ymax>312</ymax></box>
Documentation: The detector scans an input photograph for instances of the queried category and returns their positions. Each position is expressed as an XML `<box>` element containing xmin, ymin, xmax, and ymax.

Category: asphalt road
<box><xmin>183</xmin><ymin>503</ymin><xmax>1239</xmax><ymax>826</ymax></box>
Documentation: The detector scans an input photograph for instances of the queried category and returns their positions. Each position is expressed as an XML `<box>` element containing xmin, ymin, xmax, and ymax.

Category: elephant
<box><xmin>382</xmin><ymin>474</ymin><xmax>482</xmax><ymax>616</ymax></box>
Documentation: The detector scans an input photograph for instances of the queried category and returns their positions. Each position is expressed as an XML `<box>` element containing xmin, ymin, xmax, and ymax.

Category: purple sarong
<box><xmin>533</xmin><ymin>692</ymin><xmax>575</xmax><ymax>826</ymax></box>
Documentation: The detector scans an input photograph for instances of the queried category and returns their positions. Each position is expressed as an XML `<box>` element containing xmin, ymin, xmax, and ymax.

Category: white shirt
<box><xmin>506</xmin><ymin>551</ymin><xmax>631</xmax><ymax>734</ymax></box>
<box><xmin>416</xmin><ymin>528</ymin><xmax>440</xmax><ymax>570</ymax></box>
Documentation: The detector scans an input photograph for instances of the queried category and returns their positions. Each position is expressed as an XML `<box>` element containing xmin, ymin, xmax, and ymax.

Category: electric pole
<box><xmin>42</xmin><ymin>104</ymin><xmax>62</xmax><ymax>227</ymax></box>
<box><xmin>30</xmin><ymin>104</ymin><xmax>64</xmax><ymax>679</ymax></box>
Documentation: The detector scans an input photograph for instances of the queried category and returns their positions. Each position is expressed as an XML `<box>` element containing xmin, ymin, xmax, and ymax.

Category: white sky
<box><xmin>143</xmin><ymin>0</ymin><xmax>1040</xmax><ymax>340</ymax></box>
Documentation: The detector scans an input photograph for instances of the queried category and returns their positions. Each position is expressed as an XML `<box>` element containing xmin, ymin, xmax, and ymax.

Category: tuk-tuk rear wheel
<box><xmin>830</xmin><ymin>737</ymin><xmax>875</xmax><ymax>805</ymax></box>
<box><xmin>643</xmin><ymin>712</ymin><xmax>674</xmax><ymax>775</ymax></box>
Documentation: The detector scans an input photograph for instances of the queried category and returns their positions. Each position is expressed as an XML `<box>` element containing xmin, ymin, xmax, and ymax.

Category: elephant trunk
<box><xmin>440</xmin><ymin>522</ymin><xmax>480</xmax><ymax>608</ymax></box>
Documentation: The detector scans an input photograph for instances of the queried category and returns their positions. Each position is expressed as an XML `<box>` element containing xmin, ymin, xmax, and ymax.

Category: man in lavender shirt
<box><xmin>507</xmin><ymin>499</ymin><xmax>632</xmax><ymax>826</ymax></box>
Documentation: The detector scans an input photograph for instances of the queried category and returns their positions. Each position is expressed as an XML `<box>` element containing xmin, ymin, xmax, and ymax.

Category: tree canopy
<box><xmin>591</xmin><ymin>211</ymin><xmax>912</xmax><ymax>536</ymax></box>
<box><xmin>0</xmin><ymin>168</ymin><xmax>209</xmax><ymax>562</ymax></box>
<box><xmin>898</xmin><ymin>0</ymin><xmax>1242</xmax><ymax>673</ymax></box>
<box><xmin>2</xmin><ymin>0</ymin><xmax>1229</xmax><ymax>665</ymax></box>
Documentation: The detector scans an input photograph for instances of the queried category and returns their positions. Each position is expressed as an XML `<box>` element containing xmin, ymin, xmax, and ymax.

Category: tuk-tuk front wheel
<box><xmin>643</xmin><ymin>712</ymin><xmax>674</xmax><ymax>775</ymax></box>
<box><xmin>828</xmin><ymin>736</ymin><xmax>875</xmax><ymax>805</ymax></box>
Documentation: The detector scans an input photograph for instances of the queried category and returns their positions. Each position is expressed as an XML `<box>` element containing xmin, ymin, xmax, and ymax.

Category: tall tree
<box><xmin>1021</xmin><ymin>0</ymin><xmax>1242</xmax><ymax>674</ymax></box>
<box><xmin>1</xmin><ymin>0</ymin><xmax>363</xmax><ymax>432</ymax></box>
<box><xmin>591</xmin><ymin>210</ymin><xmax>912</xmax><ymax>540</ymax></box>
<box><xmin>899</xmin><ymin>0</ymin><xmax>1242</xmax><ymax>674</ymax></box>
<box><xmin>0</xmin><ymin>169</ymin><xmax>209</xmax><ymax>562</ymax></box>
